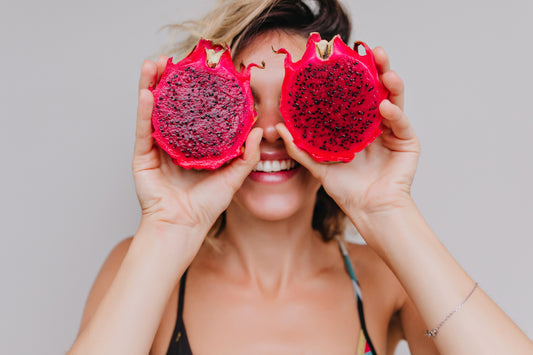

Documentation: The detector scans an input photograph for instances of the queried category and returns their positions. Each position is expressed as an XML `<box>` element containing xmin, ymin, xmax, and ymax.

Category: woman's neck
<box><xmin>205</xmin><ymin>200</ymin><xmax>330</xmax><ymax>296</ymax></box>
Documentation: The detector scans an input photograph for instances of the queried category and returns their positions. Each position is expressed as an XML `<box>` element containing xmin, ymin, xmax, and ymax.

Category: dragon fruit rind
<box><xmin>151</xmin><ymin>39</ymin><xmax>257</xmax><ymax>170</ymax></box>
<box><xmin>278</xmin><ymin>33</ymin><xmax>389</xmax><ymax>162</ymax></box>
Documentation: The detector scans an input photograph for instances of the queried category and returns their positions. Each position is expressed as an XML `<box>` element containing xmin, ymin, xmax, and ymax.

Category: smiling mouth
<box><xmin>252</xmin><ymin>159</ymin><xmax>298</xmax><ymax>173</ymax></box>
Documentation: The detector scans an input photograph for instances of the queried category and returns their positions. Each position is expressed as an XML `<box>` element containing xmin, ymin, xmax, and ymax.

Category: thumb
<box><xmin>218</xmin><ymin>127</ymin><xmax>263</xmax><ymax>191</ymax></box>
<box><xmin>197</xmin><ymin>127</ymin><xmax>262</xmax><ymax>200</ymax></box>
<box><xmin>275</xmin><ymin>123</ymin><xmax>326</xmax><ymax>180</ymax></box>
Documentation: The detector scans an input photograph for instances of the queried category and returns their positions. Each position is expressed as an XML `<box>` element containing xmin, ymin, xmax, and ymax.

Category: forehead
<box><xmin>234</xmin><ymin>30</ymin><xmax>308</xmax><ymax>68</ymax></box>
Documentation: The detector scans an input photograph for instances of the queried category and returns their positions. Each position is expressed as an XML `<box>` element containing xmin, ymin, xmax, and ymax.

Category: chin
<box><xmin>236</xmin><ymin>191</ymin><xmax>305</xmax><ymax>221</ymax></box>
<box><xmin>229</xmin><ymin>170</ymin><xmax>321</xmax><ymax>222</ymax></box>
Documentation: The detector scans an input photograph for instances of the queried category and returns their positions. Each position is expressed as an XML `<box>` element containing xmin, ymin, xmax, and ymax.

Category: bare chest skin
<box><xmin>150</xmin><ymin>243</ymin><xmax>404</xmax><ymax>355</ymax></box>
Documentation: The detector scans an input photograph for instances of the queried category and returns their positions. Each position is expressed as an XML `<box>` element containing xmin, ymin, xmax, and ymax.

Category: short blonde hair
<box><xmin>162</xmin><ymin>0</ymin><xmax>275</xmax><ymax>59</ymax></box>
<box><xmin>163</xmin><ymin>0</ymin><xmax>352</xmax><ymax>243</ymax></box>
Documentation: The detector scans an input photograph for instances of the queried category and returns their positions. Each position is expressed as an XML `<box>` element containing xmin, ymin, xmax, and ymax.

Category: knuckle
<box><xmin>139</xmin><ymin>89</ymin><xmax>153</xmax><ymax>103</ymax></box>
<box><xmin>157</xmin><ymin>55</ymin><xmax>168</xmax><ymax>65</ymax></box>
<box><xmin>142</xmin><ymin>60</ymin><xmax>156</xmax><ymax>72</ymax></box>
<box><xmin>385</xmin><ymin>71</ymin><xmax>404</xmax><ymax>91</ymax></box>
<box><xmin>132</xmin><ymin>154</ymin><xmax>149</xmax><ymax>171</ymax></box>
<box><xmin>410</xmin><ymin>140</ymin><xmax>422</xmax><ymax>155</ymax></box>
<box><xmin>388</xmin><ymin>104</ymin><xmax>403</xmax><ymax>121</ymax></box>
<box><xmin>396</xmin><ymin>76</ymin><xmax>405</xmax><ymax>92</ymax></box>
<box><xmin>394</xmin><ymin>74</ymin><xmax>404</xmax><ymax>91</ymax></box>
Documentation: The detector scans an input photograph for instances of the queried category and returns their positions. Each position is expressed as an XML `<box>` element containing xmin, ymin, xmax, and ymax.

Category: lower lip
<box><xmin>248</xmin><ymin>166</ymin><xmax>301</xmax><ymax>183</ymax></box>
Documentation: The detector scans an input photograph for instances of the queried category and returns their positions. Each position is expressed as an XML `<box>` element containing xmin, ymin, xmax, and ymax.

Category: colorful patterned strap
<box><xmin>356</xmin><ymin>329</ymin><xmax>374</xmax><ymax>355</ymax></box>
<box><xmin>337</xmin><ymin>238</ymin><xmax>377</xmax><ymax>355</ymax></box>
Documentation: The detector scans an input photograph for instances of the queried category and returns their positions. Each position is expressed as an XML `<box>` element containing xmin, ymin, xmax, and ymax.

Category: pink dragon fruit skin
<box><xmin>278</xmin><ymin>32</ymin><xmax>388</xmax><ymax>162</ymax></box>
<box><xmin>151</xmin><ymin>39</ymin><xmax>257</xmax><ymax>170</ymax></box>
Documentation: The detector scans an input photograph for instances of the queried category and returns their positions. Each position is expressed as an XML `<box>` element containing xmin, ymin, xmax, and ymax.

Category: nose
<box><xmin>254</xmin><ymin>99</ymin><xmax>283</xmax><ymax>143</ymax></box>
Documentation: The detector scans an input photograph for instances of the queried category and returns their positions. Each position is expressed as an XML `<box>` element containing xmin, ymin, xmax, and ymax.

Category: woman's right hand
<box><xmin>133</xmin><ymin>56</ymin><xmax>262</xmax><ymax>244</ymax></box>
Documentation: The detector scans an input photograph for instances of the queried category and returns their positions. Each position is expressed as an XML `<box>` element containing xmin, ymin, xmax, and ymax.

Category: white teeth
<box><xmin>252</xmin><ymin>159</ymin><xmax>296</xmax><ymax>172</ymax></box>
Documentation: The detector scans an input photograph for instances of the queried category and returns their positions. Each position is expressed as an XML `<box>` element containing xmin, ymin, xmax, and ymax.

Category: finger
<box><xmin>381</xmin><ymin>70</ymin><xmax>405</xmax><ymax>111</ymax></box>
<box><xmin>220</xmin><ymin>127</ymin><xmax>263</xmax><ymax>190</ymax></box>
<box><xmin>138</xmin><ymin>60</ymin><xmax>157</xmax><ymax>91</ymax></box>
<box><xmin>372</xmin><ymin>47</ymin><xmax>390</xmax><ymax>74</ymax></box>
<box><xmin>379</xmin><ymin>99</ymin><xmax>415</xmax><ymax>140</ymax></box>
<box><xmin>134</xmin><ymin>89</ymin><xmax>154</xmax><ymax>157</ymax></box>
<box><xmin>199</xmin><ymin>128</ymin><xmax>263</xmax><ymax>198</ymax></box>
<box><xmin>156</xmin><ymin>55</ymin><xmax>169</xmax><ymax>85</ymax></box>
<box><xmin>187</xmin><ymin>129</ymin><xmax>262</xmax><ymax>226</ymax></box>
<box><xmin>275</xmin><ymin>123</ymin><xmax>326</xmax><ymax>180</ymax></box>
<box><xmin>241</xmin><ymin>127</ymin><xmax>263</xmax><ymax>165</ymax></box>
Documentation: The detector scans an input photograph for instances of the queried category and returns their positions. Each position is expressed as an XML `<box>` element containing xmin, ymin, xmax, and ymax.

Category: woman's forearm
<box><xmin>68</xmin><ymin>222</ymin><xmax>195</xmax><ymax>355</ymax></box>
<box><xmin>350</xmin><ymin>198</ymin><xmax>533</xmax><ymax>355</ymax></box>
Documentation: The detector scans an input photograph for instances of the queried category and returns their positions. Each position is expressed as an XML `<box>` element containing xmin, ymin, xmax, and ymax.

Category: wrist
<box><xmin>138</xmin><ymin>213</ymin><xmax>209</xmax><ymax>239</ymax></box>
<box><xmin>349</xmin><ymin>193</ymin><xmax>415</xmax><ymax>226</ymax></box>
<box><xmin>134</xmin><ymin>217</ymin><xmax>208</xmax><ymax>269</ymax></box>
<box><xmin>348</xmin><ymin>196</ymin><xmax>422</xmax><ymax>254</ymax></box>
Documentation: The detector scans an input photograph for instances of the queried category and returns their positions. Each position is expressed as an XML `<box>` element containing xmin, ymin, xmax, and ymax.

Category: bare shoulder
<box><xmin>346</xmin><ymin>243</ymin><xmax>408</xmax><ymax>324</ymax></box>
<box><xmin>77</xmin><ymin>236</ymin><xmax>134</xmax><ymax>335</ymax></box>
<box><xmin>343</xmin><ymin>241</ymin><xmax>439</xmax><ymax>353</ymax></box>
<box><xmin>343</xmin><ymin>240</ymin><xmax>408</xmax><ymax>346</ymax></box>
<box><xmin>344</xmin><ymin>241</ymin><xmax>406</xmax><ymax>309</ymax></box>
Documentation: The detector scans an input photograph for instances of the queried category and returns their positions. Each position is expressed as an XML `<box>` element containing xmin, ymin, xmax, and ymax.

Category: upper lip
<box><xmin>261</xmin><ymin>153</ymin><xmax>294</xmax><ymax>161</ymax></box>
<box><xmin>259</xmin><ymin>150</ymin><xmax>293</xmax><ymax>161</ymax></box>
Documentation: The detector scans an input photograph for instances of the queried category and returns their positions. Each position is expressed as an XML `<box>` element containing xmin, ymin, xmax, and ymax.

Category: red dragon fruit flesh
<box><xmin>278</xmin><ymin>33</ymin><xmax>388</xmax><ymax>162</ymax></box>
<box><xmin>151</xmin><ymin>39</ymin><xmax>258</xmax><ymax>170</ymax></box>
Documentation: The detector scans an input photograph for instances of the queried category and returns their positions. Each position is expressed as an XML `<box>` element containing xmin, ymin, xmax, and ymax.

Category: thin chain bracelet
<box><xmin>424</xmin><ymin>282</ymin><xmax>479</xmax><ymax>338</ymax></box>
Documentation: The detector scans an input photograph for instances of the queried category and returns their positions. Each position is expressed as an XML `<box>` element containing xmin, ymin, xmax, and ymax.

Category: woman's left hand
<box><xmin>277</xmin><ymin>47</ymin><xmax>420</xmax><ymax>218</ymax></box>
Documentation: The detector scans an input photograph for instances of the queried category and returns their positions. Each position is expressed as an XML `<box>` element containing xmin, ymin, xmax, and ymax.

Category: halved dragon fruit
<box><xmin>151</xmin><ymin>39</ymin><xmax>257</xmax><ymax>170</ymax></box>
<box><xmin>278</xmin><ymin>33</ymin><xmax>388</xmax><ymax>162</ymax></box>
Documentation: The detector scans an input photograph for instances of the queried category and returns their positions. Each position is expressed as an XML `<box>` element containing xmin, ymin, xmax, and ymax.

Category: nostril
<box><xmin>261</xmin><ymin>125</ymin><xmax>281</xmax><ymax>143</ymax></box>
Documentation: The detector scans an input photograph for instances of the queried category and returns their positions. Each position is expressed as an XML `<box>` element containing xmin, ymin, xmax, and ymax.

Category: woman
<box><xmin>68</xmin><ymin>0</ymin><xmax>533</xmax><ymax>354</ymax></box>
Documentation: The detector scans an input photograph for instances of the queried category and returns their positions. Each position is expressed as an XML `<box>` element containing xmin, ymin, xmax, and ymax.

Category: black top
<box><xmin>166</xmin><ymin>241</ymin><xmax>377</xmax><ymax>354</ymax></box>
<box><xmin>166</xmin><ymin>269</ymin><xmax>192</xmax><ymax>355</ymax></box>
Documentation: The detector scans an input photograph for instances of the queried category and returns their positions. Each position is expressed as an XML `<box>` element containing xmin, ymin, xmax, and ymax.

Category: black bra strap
<box><xmin>166</xmin><ymin>269</ymin><xmax>192</xmax><ymax>355</ymax></box>
<box><xmin>357</xmin><ymin>297</ymin><xmax>378</xmax><ymax>355</ymax></box>
<box><xmin>177</xmin><ymin>269</ymin><xmax>188</xmax><ymax>320</ymax></box>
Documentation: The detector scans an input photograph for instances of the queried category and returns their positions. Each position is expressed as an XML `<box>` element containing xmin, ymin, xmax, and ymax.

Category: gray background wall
<box><xmin>1</xmin><ymin>0</ymin><xmax>532</xmax><ymax>354</ymax></box>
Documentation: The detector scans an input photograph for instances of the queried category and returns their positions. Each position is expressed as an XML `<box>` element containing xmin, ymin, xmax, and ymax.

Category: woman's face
<box><xmin>229</xmin><ymin>31</ymin><xmax>322</xmax><ymax>221</ymax></box>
